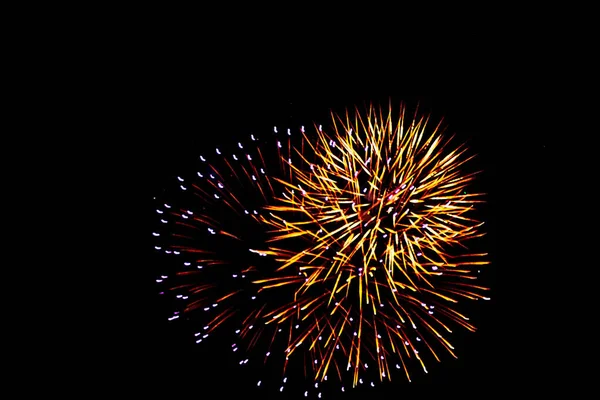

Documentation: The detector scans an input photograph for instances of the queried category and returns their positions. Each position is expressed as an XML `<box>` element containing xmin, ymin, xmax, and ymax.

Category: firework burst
<box><xmin>153</xmin><ymin>103</ymin><xmax>489</xmax><ymax>395</ymax></box>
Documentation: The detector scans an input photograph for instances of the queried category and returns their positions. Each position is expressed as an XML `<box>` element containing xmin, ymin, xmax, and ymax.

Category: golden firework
<box><xmin>252</xmin><ymin>104</ymin><xmax>489</xmax><ymax>385</ymax></box>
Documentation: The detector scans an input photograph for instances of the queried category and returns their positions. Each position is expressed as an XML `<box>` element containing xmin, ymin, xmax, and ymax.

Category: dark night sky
<box><xmin>139</xmin><ymin>73</ymin><xmax>552</xmax><ymax>398</ymax></box>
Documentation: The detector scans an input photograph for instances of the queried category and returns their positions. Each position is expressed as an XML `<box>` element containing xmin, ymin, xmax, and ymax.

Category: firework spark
<box><xmin>153</xmin><ymin>103</ymin><xmax>489</xmax><ymax>395</ymax></box>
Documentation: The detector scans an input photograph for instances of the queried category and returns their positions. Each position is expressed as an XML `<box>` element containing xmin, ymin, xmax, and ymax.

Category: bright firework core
<box><xmin>154</xmin><ymin>103</ymin><xmax>490</xmax><ymax>394</ymax></box>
